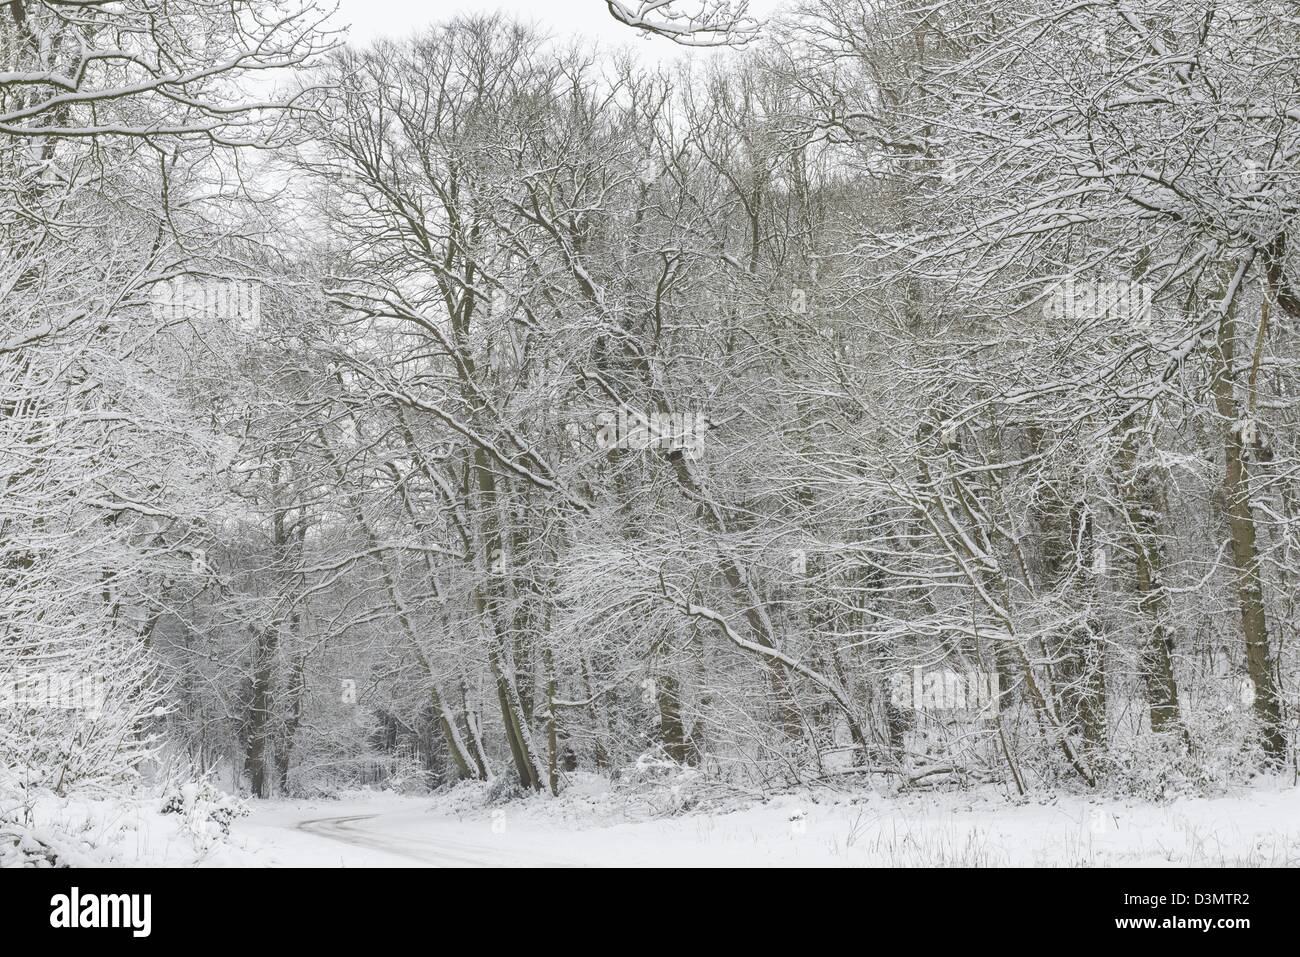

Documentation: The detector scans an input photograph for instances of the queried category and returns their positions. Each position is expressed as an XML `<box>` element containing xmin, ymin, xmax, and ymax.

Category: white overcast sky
<box><xmin>331</xmin><ymin>0</ymin><xmax>785</xmax><ymax>61</ymax></box>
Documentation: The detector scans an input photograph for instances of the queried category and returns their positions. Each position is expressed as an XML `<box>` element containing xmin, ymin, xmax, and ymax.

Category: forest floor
<box><xmin>227</xmin><ymin>774</ymin><xmax>1300</xmax><ymax>867</ymax></box>
<box><xmin>13</xmin><ymin>773</ymin><xmax>1299</xmax><ymax>866</ymax></box>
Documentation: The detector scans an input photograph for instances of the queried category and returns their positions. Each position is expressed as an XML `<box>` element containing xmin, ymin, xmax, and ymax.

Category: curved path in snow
<box><xmin>293</xmin><ymin>809</ymin><xmax>581</xmax><ymax>867</ymax></box>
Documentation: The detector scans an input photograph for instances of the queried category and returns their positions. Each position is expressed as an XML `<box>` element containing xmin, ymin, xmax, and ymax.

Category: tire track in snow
<box><xmin>295</xmin><ymin>812</ymin><xmax>582</xmax><ymax>867</ymax></box>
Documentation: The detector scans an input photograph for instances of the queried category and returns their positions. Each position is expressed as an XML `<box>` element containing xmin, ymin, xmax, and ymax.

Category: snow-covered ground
<box><xmin>229</xmin><ymin>776</ymin><xmax>1300</xmax><ymax>867</ymax></box>
<box><xmin>1</xmin><ymin>792</ymin><xmax>262</xmax><ymax>867</ymax></box>
<box><xmin>9</xmin><ymin>775</ymin><xmax>1299</xmax><ymax>867</ymax></box>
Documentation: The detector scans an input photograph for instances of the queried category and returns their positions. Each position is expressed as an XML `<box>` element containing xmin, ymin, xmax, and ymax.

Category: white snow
<box><xmin>1</xmin><ymin>792</ymin><xmax>261</xmax><ymax>867</ymax></box>
<box><xmin>219</xmin><ymin>776</ymin><xmax>1300</xmax><ymax>867</ymax></box>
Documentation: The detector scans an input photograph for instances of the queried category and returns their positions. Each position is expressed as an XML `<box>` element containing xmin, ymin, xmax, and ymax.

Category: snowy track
<box><xmin>289</xmin><ymin>809</ymin><xmax>581</xmax><ymax>867</ymax></box>
<box><xmin>231</xmin><ymin>785</ymin><xmax>1300</xmax><ymax>868</ymax></box>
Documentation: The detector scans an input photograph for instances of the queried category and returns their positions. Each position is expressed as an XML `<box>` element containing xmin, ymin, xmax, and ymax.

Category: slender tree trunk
<box><xmin>244</xmin><ymin>625</ymin><xmax>277</xmax><ymax>798</ymax></box>
<box><xmin>1117</xmin><ymin>427</ymin><xmax>1186</xmax><ymax>740</ymax></box>
<box><xmin>460</xmin><ymin>679</ymin><xmax>491</xmax><ymax>779</ymax></box>
<box><xmin>487</xmin><ymin>635</ymin><xmax>544</xmax><ymax>790</ymax></box>
<box><xmin>1070</xmin><ymin>503</ymin><xmax>1108</xmax><ymax>756</ymax></box>
<box><xmin>1211</xmin><ymin>296</ymin><xmax>1286</xmax><ymax>761</ymax></box>
<box><xmin>545</xmin><ymin>650</ymin><xmax>560</xmax><ymax>795</ymax></box>
<box><xmin>319</xmin><ymin>426</ymin><xmax>481</xmax><ymax>780</ymax></box>
<box><xmin>656</xmin><ymin>672</ymin><xmax>688</xmax><ymax>763</ymax></box>
<box><xmin>275</xmin><ymin>651</ymin><xmax>307</xmax><ymax>794</ymax></box>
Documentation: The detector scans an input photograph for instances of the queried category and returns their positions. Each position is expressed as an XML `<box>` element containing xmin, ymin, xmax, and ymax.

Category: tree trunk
<box><xmin>244</xmin><ymin>625</ymin><xmax>277</xmax><ymax>798</ymax></box>
<box><xmin>1211</xmin><ymin>296</ymin><xmax>1285</xmax><ymax>762</ymax></box>
<box><xmin>1117</xmin><ymin>428</ymin><xmax>1186</xmax><ymax>740</ymax></box>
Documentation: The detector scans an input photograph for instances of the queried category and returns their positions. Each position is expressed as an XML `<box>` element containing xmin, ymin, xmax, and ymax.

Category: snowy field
<box><xmin>12</xmin><ymin>777</ymin><xmax>1300</xmax><ymax>868</ymax></box>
